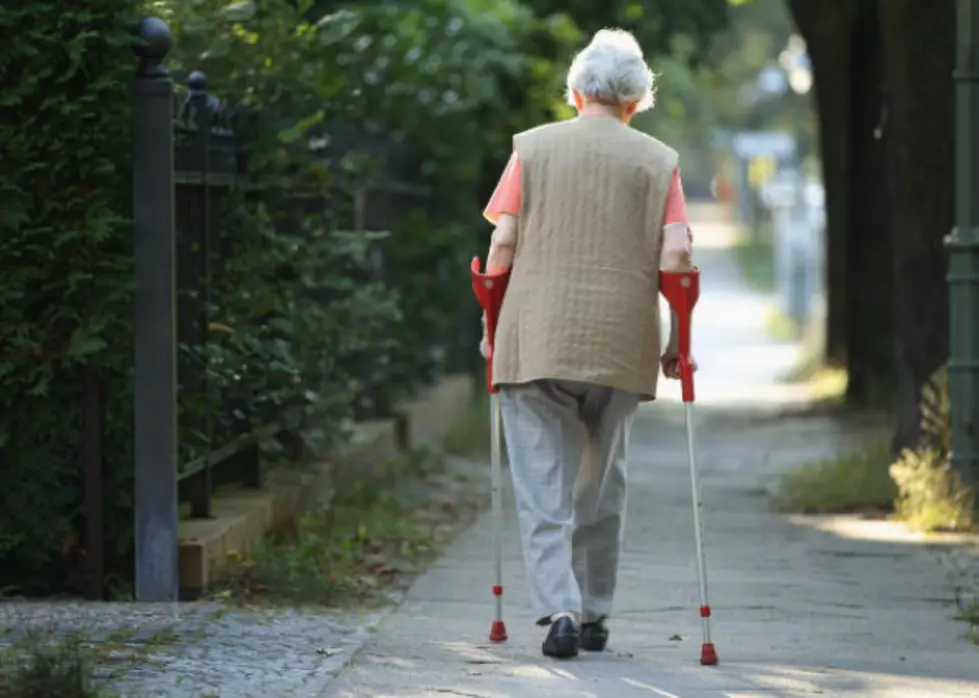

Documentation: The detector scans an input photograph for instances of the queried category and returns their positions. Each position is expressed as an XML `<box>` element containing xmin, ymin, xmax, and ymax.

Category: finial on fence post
<box><xmin>134</xmin><ymin>17</ymin><xmax>172</xmax><ymax>79</ymax></box>
<box><xmin>185</xmin><ymin>71</ymin><xmax>210</xmax><ymax>134</ymax></box>
<box><xmin>188</xmin><ymin>70</ymin><xmax>207</xmax><ymax>93</ymax></box>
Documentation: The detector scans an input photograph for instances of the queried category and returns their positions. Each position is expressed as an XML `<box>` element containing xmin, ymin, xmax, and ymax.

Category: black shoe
<box><xmin>580</xmin><ymin>619</ymin><xmax>609</xmax><ymax>652</ymax></box>
<box><xmin>541</xmin><ymin>616</ymin><xmax>579</xmax><ymax>658</ymax></box>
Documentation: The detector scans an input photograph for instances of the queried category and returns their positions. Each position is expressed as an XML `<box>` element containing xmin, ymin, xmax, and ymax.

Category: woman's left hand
<box><xmin>479</xmin><ymin>335</ymin><xmax>492</xmax><ymax>360</ymax></box>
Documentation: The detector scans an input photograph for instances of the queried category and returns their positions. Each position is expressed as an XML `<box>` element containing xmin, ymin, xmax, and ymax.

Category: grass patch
<box><xmin>733</xmin><ymin>238</ymin><xmax>775</xmax><ymax>293</ymax></box>
<box><xmin>216</xmin><ymin>450</ymin><xmax>466</xmax><ymax>607</ymax></box>
<box><xmin>0</xmin><ymin>634</ymin><xmax>109</xmax><ymax>698</ymax></box>
<box><xmin>804</xmin><ymin>366</ymin><xmax>848</xmax><ymax>403</ymax></box>
<box><xmin>776</xmin><ymin>439</ymin><xmax>897</xmax><ymax>514</ymax></box>
<box><xmin>442</xmin><ymin>393</ymin><xmax>490</xmax><ymax>458</ymax></box>
<box><xmin>764</xmin><ymin>307</ymin><xmax>798</xmax><ymax>342</ymax></box>
<box><xmin>781</xmin><ymin>345</ymin><xmax>825</xmax><ymax>384</ymax></box>
<box><xmin>890</xmin><ymin>447</ymin><xmax>975</xmax><ymax>532</ymax></box>
<box><xmin>889</xmin><ymin>367</ymin><xmax>975</xmax><ymax>533</ymax></box>
<box><xmin>778</xmin><ymin>367</ymin><xmax>977</xmax><ymax>532</ymax></box>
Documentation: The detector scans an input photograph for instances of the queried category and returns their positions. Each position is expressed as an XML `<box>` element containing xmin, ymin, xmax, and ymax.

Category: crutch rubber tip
<box><xmin>700</xmin><ymin>642</ymin><xmax>718</xmax><ymax>666</ymax></box>
<box><xmin>489</xmin><ymin>620</ymin><xmax>508</xmax><ymax>643</ymax></box>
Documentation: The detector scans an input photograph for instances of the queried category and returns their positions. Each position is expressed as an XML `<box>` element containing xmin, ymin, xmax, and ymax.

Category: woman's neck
<box><xmin>578</xmin><ymin>102</ymin><xmax>626</xmax><ymax>121</ymax></box>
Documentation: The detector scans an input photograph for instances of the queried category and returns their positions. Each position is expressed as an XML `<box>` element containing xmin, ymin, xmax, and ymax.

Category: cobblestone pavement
<box><xmin>0</xmin><ymin>599</ymin><xmax>390</xmax><ymax>697</ymax></box>
<box><xmin>319</xmin><ymin>214</ymin><xmax>979</xmax><ymax>697</ymax></box>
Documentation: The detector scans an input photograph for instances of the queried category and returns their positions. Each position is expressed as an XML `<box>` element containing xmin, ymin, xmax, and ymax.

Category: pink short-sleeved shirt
<box><xmin>484</xmin><ymin>152</ymin><xmax>690</xmax><ymax>234</ymax></box>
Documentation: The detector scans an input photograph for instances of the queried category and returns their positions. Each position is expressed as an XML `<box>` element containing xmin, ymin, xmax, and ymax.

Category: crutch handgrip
<box><xmin>471</xmin><ymin>257</ymin><xmax>511</xmax><ymax>394</ymax></box>
<box><xmin>659</xmin><ymin>269</ymin><xmax>700</xmax><ymax>403</ymax></box>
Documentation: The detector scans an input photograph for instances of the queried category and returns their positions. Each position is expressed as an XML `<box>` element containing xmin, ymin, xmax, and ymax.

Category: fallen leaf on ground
<box><xmin>369</xmin><ymin>563</ymin><xmax>400</xmax><ymax>575</ymax></box>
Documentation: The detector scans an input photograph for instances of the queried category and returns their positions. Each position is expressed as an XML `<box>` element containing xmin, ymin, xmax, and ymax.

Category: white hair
<box><xmin>566</xmin><ymin>29</ymin><xmax>656</xmax><ymax>112</ymax></box>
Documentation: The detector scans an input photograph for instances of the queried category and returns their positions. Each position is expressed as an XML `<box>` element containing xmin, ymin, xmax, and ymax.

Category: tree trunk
<box><xmin>877</xmin><ymin>0</ymin><xmax>954</xmax><ymax>451</ymax></box>
<box><xmin>787</xmin><ymin>0</ymin><xmax>855</xmax><ymax>368</ymax></box>
<box><xmin>844</xmin><ymin>0</ymin><xmax>895</xmax><ymax>405</ymax></box>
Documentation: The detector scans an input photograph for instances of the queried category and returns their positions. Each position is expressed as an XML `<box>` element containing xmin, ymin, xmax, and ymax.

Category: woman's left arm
<box><xmin>479</xmin><ymin>214</ymin><xmax>518</xmax><ymax>356</ymax></box>
<box><xmin>480</xmin><ymin>152</ymin><xmax>521</xmax><ymax>356</ymax></box>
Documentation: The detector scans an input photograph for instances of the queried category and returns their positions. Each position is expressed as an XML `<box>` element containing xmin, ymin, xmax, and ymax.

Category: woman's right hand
<box><xmin>661</xmin><ymin>350</ymin><xmax>697</xmax><ymax>379</ymax></box>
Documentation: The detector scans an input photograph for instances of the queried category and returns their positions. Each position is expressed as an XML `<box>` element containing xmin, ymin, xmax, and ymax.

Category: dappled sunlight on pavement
<box><xmin>787</xmin><ymin>514</ymin><xmax>978</xmax><ymax>546</ymax></box>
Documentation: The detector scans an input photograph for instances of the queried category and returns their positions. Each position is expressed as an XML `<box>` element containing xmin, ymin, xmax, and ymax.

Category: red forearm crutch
<box><xmin>470</xmin><ymin>257</ymin><xmax>511</xmax><ymax>643</ymax></box>
<box><xmin>659</xmin><ymin>269</ymin><xmax>718</xmax><ymax>667</ymax></box>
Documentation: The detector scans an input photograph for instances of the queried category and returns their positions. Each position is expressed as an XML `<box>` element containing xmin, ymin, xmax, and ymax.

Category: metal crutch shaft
<box><xmin>684</xmin><ymin>401</ymin><xmax>716</xmax><ymax>664</ymax></box>
<box><xmin>659</xmin><ymin>268</ymin><xmax>717</xmax><ymax>666</ymax></box>
<box><xmin>488</xmin><ymin>393</ymin><xmax>507</xmax><ymax>641</ymax></box>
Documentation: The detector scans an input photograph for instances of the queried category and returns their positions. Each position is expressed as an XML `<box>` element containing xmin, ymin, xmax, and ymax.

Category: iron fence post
<box><xmin>133</xmin><ymin>16</ymin><xmax>179</xmax><ymax>601</ymax></box>
<box><xmin>187</xmin><ymin>71</ymin><xmax>214</xmax><ymax>520</ymax></box>
<box><xmin>947</xmin><ymin>0</ymin><xmax>979</xmax><ymax>509</ymax></box>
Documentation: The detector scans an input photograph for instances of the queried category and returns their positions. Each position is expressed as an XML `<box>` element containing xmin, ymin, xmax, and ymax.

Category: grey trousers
<box><xmin>498</xmin><ymin>379</ymin><xmax>639</xmax><ymax>625</ymax></box>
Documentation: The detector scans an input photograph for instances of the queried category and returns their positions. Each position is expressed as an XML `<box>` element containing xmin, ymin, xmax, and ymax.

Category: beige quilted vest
<box><xmin>492</xmin><ymin>116</ymin><xmax>678</xmax><ymax>401</ymax></box>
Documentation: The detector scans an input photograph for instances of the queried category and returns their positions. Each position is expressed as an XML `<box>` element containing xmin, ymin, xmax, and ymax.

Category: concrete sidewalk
<box><xmin>322</xmin><ymin>210</ymin><xmax>979</xmax><ymax>697</ymax></box>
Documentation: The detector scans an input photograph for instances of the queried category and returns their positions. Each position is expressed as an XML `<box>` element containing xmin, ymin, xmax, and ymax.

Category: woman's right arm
<box><xmin>661</xmin><ymin>222</ymin><xmax>694</xmax><ymax>272</ymax></box>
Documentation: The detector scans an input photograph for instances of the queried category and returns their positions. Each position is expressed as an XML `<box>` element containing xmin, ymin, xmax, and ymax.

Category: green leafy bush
<box><xmin>157</xmin><ymin>0</ymin><xmax>574</xmax><ymax>416</ymax></box>
<box><xmin>0</xmin><ymin>1</ymin><xmax>138</xmax><ymax>594</ymax></box>
<box><xmin>190</xmin><ymin>196</ymin><xmax>402</xmax><ymax>458</ymax></box>
<box><xmin>0</xmin><ymin>0</ymin><xmax>575</xmax><ymax>594</ymax></box>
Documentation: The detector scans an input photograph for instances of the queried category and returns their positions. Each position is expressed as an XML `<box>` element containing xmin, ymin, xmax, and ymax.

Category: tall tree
<box><xmin>878</xmin><ymin>0</ymin><xmax>955</xmax><ymax>450</ymax></box>
<box><xmin>844</xmin><ymin>0</ymin><xmax>894</xmax><ymax>405</ymax></box>
<box><xmin>786</xmin><ymin>0</ymin><xmax>854</xmax><ymax>370</ymax></box>
<box><xmin>789</xmin><ymin>0</ymin><xmax>901</xmax><ymax>407</ymax></box>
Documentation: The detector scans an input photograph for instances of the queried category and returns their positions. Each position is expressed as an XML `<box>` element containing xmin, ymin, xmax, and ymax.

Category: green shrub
<box><xmin>178</xmin><ymin>192</ymin><xmax>402</xmax><ymax>463</ymax></box>
<box><xmin>890</xmin><ymin>367</ymin><xmax>975</xmax><ymax>532</ymax></box>
<box><xmin>157</xmin><ymin>0</ymin><xmax>574</xmax><ymax>413</ymax></box>
<box><xmin>0</xmin><ymin>0</ymin><xmax>574</xmax><ymax>594</ymax></box>
<box><xmin>0</xmin><ymin>1</ymin><xmax>139</xmax><ymax>594</ymax></box>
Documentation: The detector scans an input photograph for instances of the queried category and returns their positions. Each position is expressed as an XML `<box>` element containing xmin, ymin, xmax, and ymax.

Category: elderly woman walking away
<box><xmin>479</xmin><ymin>28</ymin><xmax>697</xmax><ymax>659</ymax></box>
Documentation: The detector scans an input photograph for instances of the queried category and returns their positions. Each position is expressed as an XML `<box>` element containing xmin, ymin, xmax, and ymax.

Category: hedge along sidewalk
<box><xmin>0</xmin><ymin>373</ymin><xmax>494</xmax><ymax>698</ymax></box>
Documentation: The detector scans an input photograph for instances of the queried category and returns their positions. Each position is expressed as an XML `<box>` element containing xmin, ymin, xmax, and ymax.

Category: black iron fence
<box><xmin>172</xmin><ymin>70</ymin><xmax>259</xmax><ymax>520</ymax></box>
